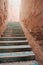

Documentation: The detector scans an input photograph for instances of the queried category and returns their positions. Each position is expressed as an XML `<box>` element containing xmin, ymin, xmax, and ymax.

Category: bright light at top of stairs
<box><xmin>8</xmin><ymin>0</ymin><xmax>21</xmax><ymax>21</ymax></box>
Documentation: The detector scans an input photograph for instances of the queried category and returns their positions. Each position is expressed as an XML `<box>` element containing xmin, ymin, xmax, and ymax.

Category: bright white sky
<box><xmin>8</xmin><ymin>0</ymin><xmax>21</xmax><ymax>22</ymax></box>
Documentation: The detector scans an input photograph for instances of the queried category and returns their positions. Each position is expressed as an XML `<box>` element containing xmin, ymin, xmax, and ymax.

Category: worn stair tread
<box><xmin>0</xmin><ymin>40</ymin><xmax>28</xmax><ymax>43</ymax></box>
<box><xmin>0</xmin><ymin>37</ymin><xmax>26</xmax><ymax>41</ymax></box>
<box><xmin>4</xmin><ymin>31</ymin><xmax>24</xmax><ymax>33</ymax></box>
<box><xmin>5</xmin><ymin>27</ymin><xmax>23</xmax><ymax>31</ymax></box>
<box><xmin>12</xmin><ymin>31</ymin><xmax>24</xmax><ymax>33</ymax></box>
<box><xmin>6</xmin><ymin>29</ymin><xmax>23</xmax><ymax>31</ymax></box>
<box><xmin>0</xmin><ymin>40</ymin><xmax>28</xmax><ymax>46</ymax></box>
<box><xmin>0</xmin><ymin>60</ymin><xmax>38</xmax><ymax>65</ymax></box>
<box><xmin>0</xmin><ymin>51</ymin><xmax>35</xmax><ymax>58</ymax></box>
<box><xmin>12</xmin><ymin>34</ymin><xmax>25</xmax><ymax>35</ymax></box>
<box><xmin>2</xmin><ymin>36</ymin><xmax>25</xmax><ymax>37</ymax></box>
<box><xmin>6</xmin><ymin>27</ymin><xmax>22</xmax><ymax>29</ymax></box>
<box><xmin>4</xmin><ymin>33</ymin><xmax>24</xmax><ymax>35</ymax></box>
<box><xmin>7</xmin><ymin>30</ymin><xmax>23</xmax><ymax>32</ymax></box>
<box><xmin>0</xmin><ymin>37</ymin><xmax>26</xmax><ymax>38</ymax></box>
<box><xmin>0</xmin><ymin>45</ymin><xmax>31</xmax><ymax>49</ymax></box>
<box><xmin>12</xmin><ymin>33</ymin><xmax>24</xmax><ymax>34</ymax></box>
<box><xmin>11</xmin><ymin>34</ymin><xmax>25</xmax><ymax>35</ymax></box>
<box><xmin>12</xmin><ymin>35</ymin><xmax>25</xmax><ymax>36</ymax></box>
<box><xmin>4</xmin><ymin>34</ymin><xmax>25</xmax><ymax>35</ymax></box>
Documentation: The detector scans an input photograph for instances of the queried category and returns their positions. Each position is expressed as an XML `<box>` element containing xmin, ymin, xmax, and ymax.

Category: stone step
<box><xmin>13</xmin><ymin>30</ymin><xmax>24</xmax><ymax>32</ymax></box>
<box><xmin>11</xmin><ymin>34</ymin><xmax>25</xmax><ymax>37</ymax></box>
<box><xmin>2</xmin><ymin>34</ymin><xmax>25</xmax><ymax>37</ymax></box>
<box><xmin>7</xmin><ymin>25</ymin><xmax>21</xmax><ymax>27</ymax></box>
<box><xmin>7</xmin><ymin>26</ymin><xmax>22</xmax><ymax>29</ymax></box>
<box><xmin>4</xmin><ymin>32</ymin><xmax>24</xmax><ymax>34</ymax></box>
<box><xmin>0</xmin><ymin>51</ymin><xmax>35</xmax><ymax>62</ymax></box>
<box><xmin>0</xmin><ymin>45</ymin><xmax>31</xmax><ymax>53</ymax></box>
<box><xmin>9</xmin><ymin>26</ymin><xmax>22</xmax><ymax>27</ymax></box>
<box><xmin>0</xmin><ymin>37</ymin><xmax>26</xmax><ymax>41</ymax></box>
<box><xmin>7</xmin><ymin>23</ymin><xmax>21</xmax><ymax>26</ymax></box>
<box><xmin>0</xmin><ymin>40</ymin><xmax>28</xmax><ymax>46</ymax></box>
<box><xmin>7</xmin><ymin>23</ymin><xmax>20</xmax><ymax>25</ymax></box>
<box><xmin>5</xmin><ymin>29</ymin><xmax>23</xmax><ymax>31</ymax></box>
<box><xmin>6</xmin><ymin>27</ymin><xmax>22</xmax><ymax>29</ymax></box>
<box><xmin>12</xmin><ymin>32</ymin><xmax>24</xmax><ymax>34</ymax></box>
<box><xmin>5</xmin><ymin>28</ymin><xmax>23</xmax><ymax>31</ymax></box>
<box><xmin>4</xmin><ymin>29</ymin><xmax>23</xmax><ymax>33</ymax></box>
<box><xmin>0</xmin><ymin>60</ymin><xmax>38</xmax><ymax>65</ymax></box>
<box><xmin>4</xmin><ymin>31</ymin><xmax>24</xmax><ymax>34</ymax></box>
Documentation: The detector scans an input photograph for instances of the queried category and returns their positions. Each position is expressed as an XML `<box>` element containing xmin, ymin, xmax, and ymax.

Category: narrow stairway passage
<box><xmin>0</xmin><ymin>22</ymin><xmax>38</xmax><ymax>65</ymax></box>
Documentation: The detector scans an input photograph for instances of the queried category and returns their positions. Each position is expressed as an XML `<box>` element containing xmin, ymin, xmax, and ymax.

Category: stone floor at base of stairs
<box><xmin>0</xmin><ymin>61</ymin><xmax>38</xmax><ymax>65</ymax></box>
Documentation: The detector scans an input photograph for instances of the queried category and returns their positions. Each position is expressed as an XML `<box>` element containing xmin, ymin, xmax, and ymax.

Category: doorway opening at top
<box><xmin>8</xmin><ymin>0</ymin><xmax>21</xmax><ymax>22</ymax></box>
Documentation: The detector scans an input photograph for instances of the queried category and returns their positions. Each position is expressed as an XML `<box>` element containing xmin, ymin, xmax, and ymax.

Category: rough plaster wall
<box><xmin>20</xmin><ymin>1</ymin><xmax>43</xmax><ymax>64</ymax></box>
<box><xmin>0</xmin><ymin>0</ymin><xmax>8</xmax><ymax>36</ymax></box>
<box><xmin>20</xmin><ymin>0</ymin><xmax>43</xmax><ymax>32</ymax></box>
<box><xmin>20</xmin><ymin>0</ymin><xmax>43</xmax><ymax>52</ymax></box>
<box><xmin>4</xmin><ymin>0</ymin><xmax>8</xmax><ymax>21</ymax></box>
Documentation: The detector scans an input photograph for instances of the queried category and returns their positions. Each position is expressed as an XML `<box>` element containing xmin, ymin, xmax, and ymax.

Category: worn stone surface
<box><xmin>0</xmin><ymin>61</ymin><xmax>38</xmax><ymax>65</ymax></box>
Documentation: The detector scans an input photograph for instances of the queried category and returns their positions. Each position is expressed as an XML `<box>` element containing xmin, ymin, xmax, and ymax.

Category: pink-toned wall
<box><xmin>20</xmin><ymin>1</ymin><xmax>43</xmax><ymax>64</ymax></box>
<box><xmin>20</xmin><ymin>0</ymin><xmax>43</xmax><ymax>33</ymax></box>
<box><xmin>0</xmin><ymin>0</ymin><xmax>8</xmax><ymax>36</ymax></box>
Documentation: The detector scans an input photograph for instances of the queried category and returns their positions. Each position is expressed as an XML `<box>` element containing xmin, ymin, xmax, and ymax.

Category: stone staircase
<box><xmin>0</xmin><ymin>22</ymin><xmax>38</xmax><ymax>65</ymax></box>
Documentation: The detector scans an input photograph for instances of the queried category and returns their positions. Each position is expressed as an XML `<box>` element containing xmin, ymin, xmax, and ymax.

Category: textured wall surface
<box><xmin>20</xmin><ymin>0</ymin><xmax>43</xmax><ymax>46</ymax></box>
<box><xmin>20</xmin><ymin>0</ymin><xmax>43</xmax><ymax>32</ymax></box>
<box><xmin>0</xmin><ymin>0</ymin><xmax>8</xmax><ymax>36</ymax></box>
<box><xmin>20</xmin><ymin>0</ymin><xmax>43</xmax><ymax>64</ymax></box>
